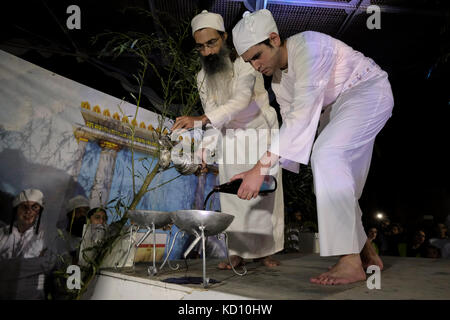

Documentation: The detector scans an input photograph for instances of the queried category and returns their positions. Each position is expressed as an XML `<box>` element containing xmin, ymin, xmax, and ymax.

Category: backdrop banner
<box><xmin>0</xmin><ymin>49</ymin><xmax>220</xmax><ymax>260</ymax></box>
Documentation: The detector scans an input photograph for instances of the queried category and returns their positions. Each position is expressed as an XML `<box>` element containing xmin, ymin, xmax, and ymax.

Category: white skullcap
<box><xmin>232</xmin><ymin>9</ymin><xmax>279</xmax><ymax>56</ymax></box>
<box><xmin>67</xmin><ymin>195</ymin><xmax>90</xmax><ymax>212</ymax></box>
<box><xmin>13</xmin><ymin>189</ymin><xmax>45</xmax><ymax>208</ymax></box>
<box><xmin>191</xmin><ymin>10</ymin><xmax>225</xmax><ymax>36</ymax></box>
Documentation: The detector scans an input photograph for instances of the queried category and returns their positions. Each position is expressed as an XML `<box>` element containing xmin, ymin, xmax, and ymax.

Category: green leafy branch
<box><xmin>51</xmin><ymin>9</ymin><xmax>204</xmax><ymax>300</ymax></box>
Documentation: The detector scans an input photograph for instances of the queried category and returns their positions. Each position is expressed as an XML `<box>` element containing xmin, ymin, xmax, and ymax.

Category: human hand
<box><xmin>230</xmin><ymin>164</ymin><xmax>265</xmax><ymax>200</ymax></box>
<box><xmin>171</xmin><ymin>115</ymin><xmax>209</xmax><ymax>131</ymax></box>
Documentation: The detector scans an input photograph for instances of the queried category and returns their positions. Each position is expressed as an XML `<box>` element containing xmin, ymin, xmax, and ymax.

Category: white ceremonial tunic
<box><xmin>198</xmin><ymin>56</ymin><xmax>284</xmax><ymax>259</ymax></box>
<box><xmin>0</xmin><ymin>225</ymin><xmax>45</xmax><ymax>260</ymax></box>
<box><xmin>270</xmin><ymin>31</ymin><xmax>394</xmax><ymax>256</ymax></box>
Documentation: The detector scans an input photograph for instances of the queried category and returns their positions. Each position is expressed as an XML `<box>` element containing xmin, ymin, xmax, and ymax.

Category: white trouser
<box><xmin>311</xmin><ymin>72</ymin><xmax>394</xmax><ymax>257</ymax></box>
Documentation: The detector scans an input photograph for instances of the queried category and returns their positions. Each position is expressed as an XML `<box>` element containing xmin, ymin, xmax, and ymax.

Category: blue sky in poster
<box><xmin>77</xmin><ymin>141</ymin><xmax>101</xmax><ymax>198</ymax></box>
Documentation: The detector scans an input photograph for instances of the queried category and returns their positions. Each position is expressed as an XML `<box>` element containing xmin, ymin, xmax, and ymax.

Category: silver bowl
<box><xmin>172</xmin><ymin>210</ymin><xmax>235</xmax><ymax>236</ymax></box>
<box><xmin>128</xmin><ymin>210</ymin><xmax>173</xmax><ymax>229</ymax></box>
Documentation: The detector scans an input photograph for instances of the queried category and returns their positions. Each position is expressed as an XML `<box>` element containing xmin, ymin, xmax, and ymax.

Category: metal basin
<box><xmin>172</xmin><ymin>210</ymin><xmax>234</xmax><ymax>237</ymax></box>
<box><xmin>128</xmin><ymin>210</ymin><xmax>173</xmax><ymax>229</ymax></box>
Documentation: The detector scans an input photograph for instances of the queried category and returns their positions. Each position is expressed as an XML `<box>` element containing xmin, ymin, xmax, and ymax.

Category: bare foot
<box><xmin>327</xmin><ymin>241</ymin><xmax>384</xmax><ymax>271</ymax></box>
<box><xmin>254</xmin><ymin>255</ymin><xmax>281</xmax><ymax>267</ymax></box>
<box><xmin>360</xmin><ymin>240</ymin><xmax>384</xmax><ymax>271</ymax></box>
<box><xmin>218</xmin><ymin>255</ymin><xmax>244</xmax><ymax>270</ymax></box>
<box><xmin>310</xmin><ymin>254</ymin><xmax>366</xmax><ymax>285</ymax></box>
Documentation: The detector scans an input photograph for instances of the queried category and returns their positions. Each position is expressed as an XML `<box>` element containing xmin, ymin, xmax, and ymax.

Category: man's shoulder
<box><xmin>288</xmin><ymin>31</ymin><xmax>335</xmax><ymax>46</ymax></box>
<box><xmin>291</xmin><ymin>30</ymin><xmax>331</xmax><ymax>38</ymax></box>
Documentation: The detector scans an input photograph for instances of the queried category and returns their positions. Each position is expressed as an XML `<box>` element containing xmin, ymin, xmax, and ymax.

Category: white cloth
<box><xmin>13</xmin><ymin>189</ymin><xmax>44</xmax><ymax>208</ymax></box>
<box><xmin>197</xmin><ymin>57</ymin><xmax>284</xmax><ymax>259</ymax></box>
<box><xmin>0</xmin><ymin>225</ymin><xmax>45</xmax><ymax>260</ymax></box>
<box><xmin>270</xmin><ymin>31</ymin><xmax>394</xmax><ymax>256</ymax></box>
<box><xmin>191</xmin><ymin>10</ymin><xmax>225</xmax><ymax>35</ymax></box>
<box><xmin>66</xmin><ymin>195</ymin><xmax>89</xmax><ymax>212</ymax></box>
<box><xmin>232</xmin><ymin>9</ymin><xmax>279</xmax><ymax>56</ymax></box>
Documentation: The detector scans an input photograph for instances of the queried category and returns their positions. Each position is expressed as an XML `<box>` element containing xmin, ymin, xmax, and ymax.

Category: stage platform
<box><xmin>86</xmin><ymin>253</ymin><xmax>450</xmax><ymax>300</ymax></box>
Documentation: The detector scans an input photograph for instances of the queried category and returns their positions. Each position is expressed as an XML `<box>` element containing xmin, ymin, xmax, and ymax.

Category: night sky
<box><xmin>1</xmin><ymin>0</ymin><xmax>449</xmax><ymax>234</ymax></box>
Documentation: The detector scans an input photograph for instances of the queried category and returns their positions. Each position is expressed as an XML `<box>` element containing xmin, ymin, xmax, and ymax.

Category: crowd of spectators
<box><xmin>365</xmin><ymin>214</ymin><xmax>449</xmax><ymax>259</ymax></box>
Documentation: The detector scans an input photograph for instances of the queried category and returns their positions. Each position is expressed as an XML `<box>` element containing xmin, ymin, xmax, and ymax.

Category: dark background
<box><xmin>1</xmin><ymin>0</ymin><xmax>449</xmax><ymax>233</ymax></box>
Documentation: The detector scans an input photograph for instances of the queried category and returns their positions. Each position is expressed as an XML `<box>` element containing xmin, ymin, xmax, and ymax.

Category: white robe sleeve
<box><xmin>203</xmin><ymin>60</ymin><xmax>258</xmax><ymax>129</ymax></box>
<box><xmin>270</xmin><ymin>37</ymin><xmax>337</xmax><ymax>165</ymax></box>
<box><xmin>196</xmin><ymin>71</ymin><xmax>221</xmax><ymax>155</ymax></box>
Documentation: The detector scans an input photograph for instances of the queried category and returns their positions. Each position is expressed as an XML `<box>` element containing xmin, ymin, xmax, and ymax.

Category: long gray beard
<box><xmin>204</xmin><ymin>57</ymin><xmax>234</xmax><ymax>106</ymax></box>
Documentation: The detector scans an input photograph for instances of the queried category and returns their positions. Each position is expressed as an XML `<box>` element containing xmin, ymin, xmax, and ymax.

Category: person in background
<box><xmin>406</xmin><ymin>229</ymin><xmax>427</xmax><ymax>257</ymax></box>
<box><xmin>429</xmin><ymin>222</ymin><xmax>450</xmax><ymax>259</ymax></box>
<box><xmin>385</xmin><ymin>223</ymin><xmax>404</xmax><ymax>256</ymax></box>
<box><xmin>77</xmin><ymin>206</ymin><xmax>108</xmax><ymax>268</ymax></box>
<box><xmin>55</xmin><ymin>195</ymin><xmax>90</xmax><ymax>265</ymax></box>
<box><xmin>87</xmin><ymin>207</ymin><xmax>108</xmax><ymax>226</ymax></box>
<box><xmin>367</xmin><ymin>227</ymin><xmax>379</xmax><ymax>255</ymax></box>
<box><xmin>66</xmin><ymin>195</ymin><xmax>90</xmax><ymax>237</ymax></box>
<box><xmin>434</xmin><ymin>223</ymin><xmax>448</xmax><ymax>240</ymax></box>
<box><xmin>0</xmin><ymin>189</ymin><xmax>55</xmax><ymax>300</ymax></box>
<box><xmin>0</xmin><ymin>189</ymin><xmax>45</xmax><ymax>260</ymax></box>
<box><xmin>377</xmin><ymin>218</ymin><xmax>391</xmax><ymax>255</ymax></box>
<box><xmin>424</xmin><ymin>245</ymin><xmax>441</xmax><ymax>259</ymax></box>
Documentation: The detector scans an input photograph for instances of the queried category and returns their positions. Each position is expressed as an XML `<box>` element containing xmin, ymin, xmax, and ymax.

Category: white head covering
<box><xmin>232</xmin><ymin>9</ymin><xmax>279</xmax><ymax>56</ymax></box>
<box><xmin>13</xmin><ymin>189</ymin><xmax>45</xmax><ymax>208</ymax></box>
<box><xmin>67</xmin><ymin>195</ymin><xmax>90</xmax><ymax>213</ymax></box>
<box><xmin>191</xmin><ymin>10</ymin><xmax>225</xmax><ymax>36</ymax></box>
